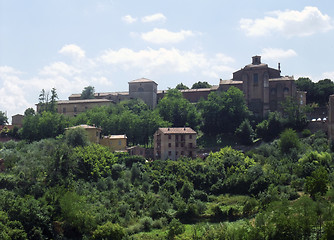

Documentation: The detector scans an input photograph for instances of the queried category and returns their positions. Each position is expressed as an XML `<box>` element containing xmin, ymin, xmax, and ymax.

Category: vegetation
<box><xmin>1</xmin><ymin>84</ymin><xmax>332</xmax><ymax>239</ymax></box>
<box><xmin>0</xmin><ymin>110</ymin><xmax>8</xmax><ymax>125</ymax></box>
<box><xmin>81</xmin><ymin>86</ymin><xmax>95</xmax><ymax>99</ymax></box>
<box><xmin>175</xmin><ymin>83</ymin><xmax>189</xmax><ymax>90</ymax></box>
<box><xmin>191</xmin><ymin>81</ymin><xmax>212</xmax><ymax>89</ymax></box>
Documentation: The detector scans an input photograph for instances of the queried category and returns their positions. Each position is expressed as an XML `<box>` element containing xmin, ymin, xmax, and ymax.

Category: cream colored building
<box><xmin>56</xmin><ymin>99</ymin><xmax>113</xmax><ymax>117</ymax></box>
<box><xmin>154</xmin><ymin>127</ymin><xmax>197</xmax><ymax>160</ymax></box>
<box><xmin>100</xmin><ymin>135</ymin><xmax>127</xmax><ymax>152</ymax></box>
<box><xmin>66</xmin><ymin>124</ymin><xmax>102</xmax><ymax>144</ymax></box>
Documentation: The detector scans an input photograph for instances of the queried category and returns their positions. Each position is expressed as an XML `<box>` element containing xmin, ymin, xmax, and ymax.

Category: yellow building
<box><xmin>66</xmin><ymin>124</ymin><xmax>102</xmax><ymax>144</ymax></box>
<box><xmin>100</xmin><ymin>135</ymin><xmax>127</xmax><ymax>152</ymax></box>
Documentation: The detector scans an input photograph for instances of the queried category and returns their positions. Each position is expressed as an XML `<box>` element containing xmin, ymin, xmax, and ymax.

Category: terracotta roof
<box><xmin>158</xmin><ymin>127</ymin><xmax>196</xmax><ymax>134</ymax></box>
<box><xmin>57</xmin><ymin>99</ymin><xmax>113</xmax><ymax>104</ymax></box>
<box><xmin>129</xmin><ymin>78</ymin><xmax>157</xmax><ymax>84</ymax></box>
<box><xmin>69</xmin><ymin>92</ymin><xmax>129</xmax><ymax>99</ymax></box>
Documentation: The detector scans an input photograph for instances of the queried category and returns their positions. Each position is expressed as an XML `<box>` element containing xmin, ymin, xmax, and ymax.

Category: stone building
<box><xmin>218</xmin><ymin>56</ymin><xmax>301</xmax><ymax>117</ymax></box>
<box><xmin>154</xmin><ymin>127</ymin><xmax>197</xmax><ymax>160</ymax></box>
<box><xmin>66</xmin><ymin>124</ymin><xmax>102</xmax><ymax>144</ymax></box>
<box><xmin>56</xmin><ymin>99</ymin><xmax>113</xmax><ymax>117</ymax></box>
<box><xmin>129</xmin><ymin>78</ymin><xmax>158</xmax><ymax>108</ymax></box>
<box><xmin>100</xmin><ymin>135</ymin><xmax>127</xmax><ymax>152</ymax></box>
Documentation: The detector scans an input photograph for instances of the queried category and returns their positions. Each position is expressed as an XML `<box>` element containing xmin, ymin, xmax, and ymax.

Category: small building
<box><xmin>12</xmin><ymin>114</ymin><xmax>24</xmax><ymax>126</ymax></box>
<box><xmin>154</xmin><ymin>127</ymin><xmax>197</xmax><ymax>160</ymax></box>
<box><xmin>66</xmin><ymin>125</ymin><xmax>102</xmax><ymax>144</ymax></box>
<box><xmin>100</xmin><ymin>135</ymin><xmax>127</xmax><ymax>152</ymax></box>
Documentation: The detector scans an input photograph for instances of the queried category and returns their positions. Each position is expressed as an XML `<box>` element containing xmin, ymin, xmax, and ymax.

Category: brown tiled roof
<box><xmin>158</xmin><ymin>127</ymin><xmax>196</xmax><ymax>134</ymax></box>
<box><xmin>57</xmin><ymin>99</ymin><xmax>113</xmax><ymax>104</ymax></box>
<box><xmin>269</xmin><ymin>76</ymin><xmax>294</xmax><ymax>81</ymax></box>
<box><xmin>69</xmin><ymin>92</ymin><xmax>129</xmax><ymax>99</ymax></box>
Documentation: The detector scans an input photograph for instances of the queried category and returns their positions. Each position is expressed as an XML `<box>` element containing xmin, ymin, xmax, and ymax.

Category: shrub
<box><xmin>92</xmin><ymin>222</ymin><xmax>126</xmax><ymax>240</ymax></box>
<box><xmin>278</xmin><ymin>129</ymin><xmax>300</xmax><ymax>154</ymax></box>
<box><xmin>65</xmin><ymin>127</ymin><xmax>89</xmax><ymax>147</ymax></box>
<box><xmin>167</xmin><ymin>218</ymin><xmax>185</xmax><ymax>240</ymax></box>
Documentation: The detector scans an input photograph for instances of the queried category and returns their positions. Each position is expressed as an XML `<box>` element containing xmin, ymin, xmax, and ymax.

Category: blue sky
<box><xmin>1</xmin><ymin>0</ymin><xmax>334</xmax><ymax>119</ymax></box>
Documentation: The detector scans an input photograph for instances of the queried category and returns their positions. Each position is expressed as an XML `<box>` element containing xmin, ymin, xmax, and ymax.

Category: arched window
<box><xmin>283</xmin><ymin>87</ymin><xmax>289</xmax><ymax>97</ymax></box>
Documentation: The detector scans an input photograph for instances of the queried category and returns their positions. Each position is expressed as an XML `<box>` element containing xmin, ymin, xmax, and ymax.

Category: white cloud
<box><xmin>59</xmin><ymin>44</ymin><xmax>86</xmax><ymax>58</ymax></box>
<box><xmin>142</xmin><ymin>13</ymin><xmax>166</xmax><ymax>23</ymax></box>
<box><xmin>122</xmin><ymin>15</ymin><xmax>137</xmax><ymax>24</ymax></box>
<box><xmin>261</xmin><ymin>48</ymin><xmax>297</xmax><ymax>60</ymax></box>
<box><xmin>99</xmin><ymin>47</ymin><xmax>234</xmax><ymax>77</ymax></box>
<box><xmin>240</xmin><ymin>6</ymin><xmax>334</xmax><ymax>37</ymax></box>
<box><xmin>141</xmin><ymin>28</ymin><xmax>195</xmax><ymax>44</ymax></box>
<box><xmin>322</xmin><ymin>71</ymin><xmax>334</xmax><ymax>80</ymax></box>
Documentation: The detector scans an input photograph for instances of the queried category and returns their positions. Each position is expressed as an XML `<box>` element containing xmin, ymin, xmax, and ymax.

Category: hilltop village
<box><xmin>1</xmin><ymin>56</ymin><xmax>334</xmax><ymax>239</ymax></box>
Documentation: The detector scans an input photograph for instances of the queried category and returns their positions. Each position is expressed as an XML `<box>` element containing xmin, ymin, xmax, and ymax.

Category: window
<box><xmin>189</xmin><ymin>143</ymin><xmax>193</xmax><ymax>148</ymax></box>
<box><xmin>176</xmin><ymin>151</ymin><xmax>178</xmax><ymax>156</ymax></box>
<box><xmin>168</xmin><ymin>151</ymin><xmax>171</xmax><ymax>156</ymax></box>
<box><xmin>168</xmin><ymin>135</ymin><xmax>171</xmax><ymax>140</ymax></box>
<box><xmin>181</xmin><ymin>143</ymin><xmax>184</xmax><ymax>147</ymax></box>
<box><xmin>63</xmin><ymin>108</ymin><xmax>66</xmax><ymax>113</ymax></box>
<box><xmin>74</xmin><ymin>106</ymin><xmax>77</xmax><ymax>112</ymax></box>
<box><xmin>253</xmin><ymin>73</ymin><xmax>258</xmax><ymax>86</ymax></box>
<box><xmin>176</xmin><ymin>143</ymin><xmax>178</xmax><ymax>147</ymax></box>
<box><xmin>181</xmin><ymin>151</ymin><xmax>184</xmax><ymax>155</ymax></box>
<box><xmin>176</xmin><ymin>135</ymin><xmax>179</xmax><ymax>140</ymax></box>
<box><xmin>189</xmin><ymin>135</ymin><xmax>192</xmax><ymax>139</ymax></box>
<box><xmin>118</xmin><ymin>140</ymin><xmax>122</xmax><ymax>145</ymax></box>
<box><xmin>168</xmin><ymin>143</ymin><xmax>171</xmax><ymax>148</ymax></box>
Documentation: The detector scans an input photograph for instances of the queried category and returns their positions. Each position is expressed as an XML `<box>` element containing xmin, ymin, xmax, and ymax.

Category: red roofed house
<box><xmin>154</xmin><ymin>127</ymin><xmax>197</xmax><ymax>160</ymax></box>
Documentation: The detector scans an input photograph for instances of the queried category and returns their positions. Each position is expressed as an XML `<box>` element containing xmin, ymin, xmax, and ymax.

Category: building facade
<box><xmin>100</xmin><ymin>135</ymin><xmax>127</xmax><ymax>152</ymax></box>
<box><xmin>129</xmin><ymin>78</ymin><xmax>158</xmax><ymax>108</ymax></box>
<box><xmin>66</xmin><ymin>124</ymin><xmax>102</xmax><ymax>144</ymax></box>
<box><xmin>154</xmin><ymin>127</ymin><xmax>197</xmax><ymax>160</ymax></box>
<box><xmin>56</xmin><ymin>99</ymin><xmax>113</xmax><ymax>117</ymax></box>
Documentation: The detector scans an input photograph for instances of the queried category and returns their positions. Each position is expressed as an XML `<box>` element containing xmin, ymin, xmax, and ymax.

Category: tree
<box><xmin>281</xmin><ymin>97</ymin><xmax>309</xmax><ymax>130</ymax></box>
<box><xmin>38</xmin><ymin>88</ymin><xmax>58</xmax><ymax>113</ymax></box>
<box><xmin>191</xmin><ymin>81</ymin><xmax>212</xmax><ymax>89</ymax></box>
<box><xmin>92</xmin><ymin>222</ymin><xmax>126</xmax><ymax>240</ymax></box>
<box><xmin>49</xmin><ymin>87</ymin><xmax>59</xmax><ymax>113</ymax></box>
<box><xmin>81</xmin><ymin>86</ymin><xmax>95</xmax><ymax>99</ymax></box>
<box><xmin>278</xmin><ymin>129</ymin><xmax>300</xmax><ymax>154</ymax></box>
<box><xmin>0</xmin><ymin>111</ymin><xmax>8</xmax><ymax>125</ymax></box>
<box><xmin>305</xmin><ymin>167</ymin><xmax>329</xmax><ymax>199</ymax></box>
<box><xmin>199</xmin><ymin>87</ymin><xmax>249</xmax><ymax>137</ymax></box>
<box><xmin>24</xmin><ymin>108</ymin><xmax>35</xmax><ymax>116</ymax></box>
<box><xmin>175</xmin><ymin>83</ymin><xmax>189</xmax><ymax>90</ymax></box>
<box><xmin>256</xmin><ymin>111</ymin><xmax>283</xmax><ymax>141</ymax></box>
<box><xmin>65</xmin><ymin>127</ymin><xmax>89</xmax><ymax>147</ymax></box>
<box><xmin>156</xmin><ymin>88</ymin><xmax>200</xmax><ymax>130</ymax></box>
<box><xmin>235</xmin><ymin>119</ymin><xmax>254</xmax><ymax>145</ymax></box>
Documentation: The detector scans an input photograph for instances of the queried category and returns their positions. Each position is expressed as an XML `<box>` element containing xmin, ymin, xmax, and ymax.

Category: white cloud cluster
<box><xmin>141</xmin><ymin>28</ymin><xmax>195</xmax><ymax>44</ymax></box>
<box><xmin>0</xmin><ymin>44</ymin><xmax>235</xmax><ymax>118</ymax></box>
<box><xmin>240</xmin><ymin>6</ymin><xmax>334</xmax><ymax>37</ymax></box>
<box><xmin>261</xmin><ymin>48</ymin><xmax>297</xmax><ymax>60</ymax></box>
<box><xmin>142</xmin><ymin>13</ymin><xmax>166</xmax><ymax>23</ymax></box>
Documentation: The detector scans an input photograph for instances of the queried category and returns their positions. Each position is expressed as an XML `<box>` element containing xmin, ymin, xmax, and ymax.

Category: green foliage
<box><xmin>256</xmin><ymin>112</ymin><xmax>283</xmax><ymax>141</ymax></box>
<box><xmin>167</xmin><ymin>218</ymin><xmax>185</xmax><ymax>240</ymax></box>
<box><xmin>71</xmin><ymin>144</ymin><xmax>118</xmax><ymax>180</ymax></box>
<box><xmin>20</xmin><ymin>111</ymin><xmax>69</xmax><ymax>142</ymax></box>
<box><xmin>92</xmin><ymin>222</ymin><xmax>126</xmax><ymax>240</ymax></box>
<box><xmin>278</xmin><ymin>129</ymin><xmax>300</xmax><ymax>154</ymax></box>
<box><xmin>296</xmin><ymin>77</ymin><xmax>334</xmax><ymax>106</ymax></box>
<box><xmin>0</xmin><ymin>210</ymin><xmax>27</xmax><ymax>240</ymax></box>
<box><xmin>0</xmin><ymin>110</ymin><xmax>8</xmax><ymax>125</ymax></box>
<box><xmin>156</xmin><ymin>88</ymin><xmax>200</xmax><ymax>130</ymax></box>
<box><xmin>38</xmin><ymin>88</ymin><xmax>58</xmax><ymax>113</ymax></box>
<box><xmin>305</xmin><ymin>167</ymin><xmax>329</xmax><ymax>199</ymax></box>
<box><xmin>81</xmin><ymin>85</ymin><xmax>95</xmax><ymax>99</ymax></box>
<box><xmin>235</xmin><ymin>119</ymin><xmax>254</xmax><ymax>145</ymax></box>
<box><xmin>281</xmin><ymin>97</ymin><xmax>309</xmax><ymax>130</ymax></box>
<box><xmin>175</xmin><ymin>83</ymin><xmax>189</xmax><ymax>90</ymax></box>
<box><xmin>191</xmin><ymin>81</ymin><xmax>212</xmax><ymax>89</ymax></box>
<box><xmin>199</xmin><ymin>87</ymin><xmax>249</xmax><ymax>136</ymax></box>
<box><xmin>65</xmin><ymin>127</ymin><xmax>89</xmax><ymax>147</ymax></box>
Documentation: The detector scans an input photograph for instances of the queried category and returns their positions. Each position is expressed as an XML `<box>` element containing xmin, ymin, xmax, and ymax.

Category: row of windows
<box><xmin>168</xmin><ymin>143</ymin><xmax>193</xmax><ymax>148</ymax></box>
<box><xmin>168</xmin><ymin>151</ymin><xmax>193</xmax><ymax>157</ymax></box>
<box><xmin>62</xmin><ymin>106</ymin><xmax>88</xmax><ymax>113</ymax></box>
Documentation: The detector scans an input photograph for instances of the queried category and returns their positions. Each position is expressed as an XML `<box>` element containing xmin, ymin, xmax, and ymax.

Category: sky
<box><xmin>1</xmin><ymin>0</ymin><xmax>334</xmax><ymax>120</ymax></box>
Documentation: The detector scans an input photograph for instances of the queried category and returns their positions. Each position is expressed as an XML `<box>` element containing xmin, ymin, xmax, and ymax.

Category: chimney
<box><xmin>278</xmin><ymin>63</ymin><xmax>281</xmax><ymax>72</ymax></box>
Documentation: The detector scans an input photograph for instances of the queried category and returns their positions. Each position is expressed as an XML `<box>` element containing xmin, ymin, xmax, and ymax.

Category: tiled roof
<box><xmin>129</xmin><ymin>78</ymin><xmax>157</xmax><ymax>84</ymax></box>
<box><xmin>57</xmin><ymin>99</ymin><xmax>112</xmax><ymax>104</ymax></box>
<box><xmin>220</xmin><ymin>79</ymin><xmax>243</xmax><ymax>85</ymax></box>
<box><xmin>105</xmin><ymin>135</ymin><xmax>127</xmax><ymax>139</ymax></box>
<box><xmin>158</xmin><ymin>127</ymin><xmax>196</xmax><ymax>134</ymax></box>
<box><xmin>269</xmin><ymin>76</ymin><xmax>294</xmax><ymax>81</ymax></box>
